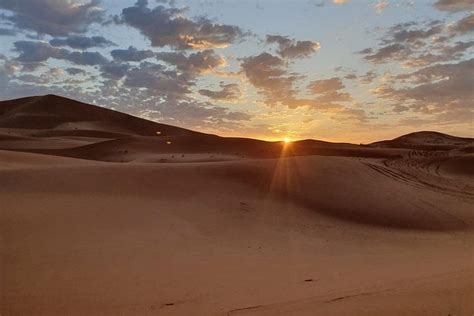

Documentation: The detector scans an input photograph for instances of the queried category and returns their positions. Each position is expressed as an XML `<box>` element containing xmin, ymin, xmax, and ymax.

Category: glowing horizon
<box><xmin>0</xmin><ymin>0</ymin><xmax>472</xmax><ymax>143</ymax></box>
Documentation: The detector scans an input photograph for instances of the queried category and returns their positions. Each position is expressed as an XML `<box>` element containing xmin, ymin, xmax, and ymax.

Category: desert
<box><xmin>1</xmin><ymin>95</ymin><xmax>473</xmax><ymax>315</ymax></box>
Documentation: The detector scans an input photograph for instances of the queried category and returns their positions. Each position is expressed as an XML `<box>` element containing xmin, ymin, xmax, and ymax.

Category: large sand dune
<box><xmin>1</xmin><ymin>95</ymin><xmax>473</xmax><ymax>315</ymax></box>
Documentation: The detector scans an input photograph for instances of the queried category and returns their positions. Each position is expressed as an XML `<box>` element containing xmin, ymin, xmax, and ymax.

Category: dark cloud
<box><xmin>14</xmin><ymin>40</ymin><xmax>108</xmax><ymax>65</ymax></box>
<box><xmin>50</xmin><ymin>36</ymin><xmax>114</xmax><ymax>50</ymax></box>
<box><xmin>402</xmin><ymin>41</ymin><xmax>474</xmax><ymax>67</ymax></box>
<box><xmin>359</xmin><ymin>71</ymin><xmax>377</xmax><ymax>84</ymax></box>
<box><xmin>434</xmin><ymin>0</ymin><xmax>474</xmax><ymax>12</ymax></box>
<box><xmin>66</xmin><ymin>67</ymin><xmax>86</xmax><ymax>75</ymax></box>
<box><xmin>157</xmin><ymin>49</ymin><xmax>226</xmax><ymax>76</ymax></box>
<box><xmin>198</xmin><ymin>83</ymin><xmax>241</xmax><ymax>101</ymax></box>
<box><xmin>140</xmin><ymin>101</ymin><xmax>251</xmax><ymax>127</ymax></box>
<box><xmin>0</xmin><ymin>0</ymin><xmax>103</xmax><ymax>36</ymax></box>
<box><xmin>266</xmin><ymin>35</ymin><xmax>320</xmax><ymax>59</ymax></box>
<box><xmin>362</xmin><ymin>43</ymin><xmax>410</xmax><ymax>63</ymax></box>
<box><xmin>359</xmin><ymin>15</ymin><xmax>474</xmax><ymax>67</ymax></box>
<box><xmin>307</xmin><ymin>77</ymin><xmax>353</xmax><ymax>104</ymax></box>
<box><xmin>374</xmin><ymin>58</ymin><xmax>474</xmax><ymax>120</ymax></box>
<box><xmin>118</xmin><ymin>0</ymin><xmax>245</xmax><ymax>50</ymax></box>
<box><xmin>14</xmin><ymin>41</ymin><xmax>68</xmax><ymax>62</ymax></box>
<box><xmin>123</xmin><ymin>61</ymin><xmax>191</xmax><ymax>98</ymax></box>
<box><xmin>453</xmin><ymin>13</ymin><xmax>474</xmax><ymax>34</ymax></box>
<box><xmin>100</xmin><ymin>62</ymin><xmax>130</xmax><ymax>79</ymax></box>
<box><xmin>0</xmin><ymin>28</ymin><xmax>17</xmax><ymax>36</ymax></box>
<box><xmin>241</xmin><ymin>52</ymin><xmax>297</xmax><ymax>106</ymax></box>
<box><xmin>240</xmin><ymin>52</ymin><xmax>361</xmax><ymax>120</ymax></box>
<box><xmin>65</xmin><ymin>51</ymin><xmax>108</xmax><ymax>66</ymax></box>
<box><xmin>111</xmin><ymin>46</ymin><xmax>154</xmax><ymax>62</ymax></box>
<box><xmin>387</xmin><ymin>24</ymin><xmax>442</xmax><ymax>44</ymax></box>
<box><xmin>308</xmin><ymin>77</ymin><xmax>344</xmax><ymax>93</ymax></box>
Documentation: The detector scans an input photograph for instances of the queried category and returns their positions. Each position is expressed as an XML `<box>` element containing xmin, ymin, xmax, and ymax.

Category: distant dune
<box><xmin>1</xmin><ymin>95</ymin><xmax>473</xmax><ymax>315</ymax></box>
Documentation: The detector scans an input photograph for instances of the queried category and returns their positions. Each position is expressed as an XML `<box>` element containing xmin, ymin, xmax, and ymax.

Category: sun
<box><xmin>283</xmin><ymin>137</ymin><xmax>291</xmax><ymax>143</ymax></box>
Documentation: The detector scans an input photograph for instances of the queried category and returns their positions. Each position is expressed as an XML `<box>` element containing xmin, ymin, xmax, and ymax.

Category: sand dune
<box><xmin>1</xmin><ymin>95</ymin><xmax>473</xmax><ymax>315</ymax></box>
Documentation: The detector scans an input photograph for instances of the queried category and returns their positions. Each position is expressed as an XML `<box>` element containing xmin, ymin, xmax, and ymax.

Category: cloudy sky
<box><xmin>0</xmin><ymin>0</ymin><xmax>472</xmax><ymax>142</ymax></box>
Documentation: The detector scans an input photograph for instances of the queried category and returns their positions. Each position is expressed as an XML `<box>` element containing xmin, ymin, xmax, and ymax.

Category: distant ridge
<box><xmin>370</xmin><ymin>131</ymin><xmax>473</xmax><ymax>150</ymax></box>
<box><xmin>0</xmin><ymin>95</ymin><xmax>472</xmax><ymax>152</ymax></box>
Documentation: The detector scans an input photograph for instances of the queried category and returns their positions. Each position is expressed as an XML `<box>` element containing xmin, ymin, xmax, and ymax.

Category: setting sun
<box><xmin>283</xmin><ymin>137</ymin><xmax>291</xmax><ymax>143</ymax></box>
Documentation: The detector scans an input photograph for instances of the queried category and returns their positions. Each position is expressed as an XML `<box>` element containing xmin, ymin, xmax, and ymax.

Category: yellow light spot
<box><xmin>283</xmin><ymin>137</ymin><xmax>291</xmax><ymax>143</ymax></box>
<box><xmin>156</xmin><ymin>131</ymin><xmax>161</xmax><ymax>135</ymax></box>
<box><xmin>166</xmin><ymin>141</ymin><xmax>172</xmax><ymax>145</ymax></box>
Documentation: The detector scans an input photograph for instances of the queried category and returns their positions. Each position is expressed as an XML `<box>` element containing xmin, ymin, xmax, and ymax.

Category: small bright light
<box><xmin>283</xmin><ymin>137</ymin><xmax>291</xmax><ymax>143</ymax></box>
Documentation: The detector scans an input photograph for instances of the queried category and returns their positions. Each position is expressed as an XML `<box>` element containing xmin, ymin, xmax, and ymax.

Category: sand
<box><xmin>1</xmin><ymin>95</ymin><xmax>473</xmax><ymax>315</ymax></box>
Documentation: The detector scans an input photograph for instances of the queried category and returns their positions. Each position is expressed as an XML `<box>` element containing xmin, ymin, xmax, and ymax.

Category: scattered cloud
<box><xmin>358</xmin><ymin>17</ymin><xmax>474</xmax><ymax>67</ymax></box>
<box><xmin>14</xmin><ymin>40</ymin><xmax>108</xmax><ymax>65</ymax></box>
<box><xmin>0</xmin><ymin>0</ymin><xmax>103</xmax><ymax>36</ymax></box>
<box><xmin>434</xmin><ymin>0</ymin><xmax>474</xmax><ymax>12</ymax></box>
<box><xmin>240</xmin><ymin>52</ymin><xmax>297</xmax><ymax>106</ymax></box>
<box><xmin>0</xmin><ymin>28</ymin><xmax>17</xmax><ymax>36</ymax></box>
<box><xmin>452</xmin><ymin>13</ymin><xmax>474</xmax><ymax>35</ymax></box>
<box><xmin>308</xmin><ymin>77</ymin><xmax>344</xmax><ymax>93</ymax></box>
<box><xmin>117</xmin><ymin>0</ymin><xmax>245</xmax><ymax>50</ymax></box>
<box><xmin>198</xmin><ymin>83</ymin><xmax>241</xmax><ymax>101</ymax></box>
<box><xmin>65</xmin><ymin>67</ymin><xmax>86</xmax><ymax>75</ymax></box>
<box><xmin>373</xmin><ymin>58</ymin><xmax>474</xmax><ymax>123</ymax></box>
<box><xmin>14</xmin><ymin>41</ymin><xmax>68</xmax><ymax>62</ymax></box>
<box><xmin>100</xmin><ymin>62</ymin><xmax>130</xmax><ymax>79</ymax></box>
<box><xmin>111</xmin><ymin>46</ymin><xmax>154</xmax><ymax>62</ymax></box>
<box><xmin>266</xmin><ymin>35</ymin><xmax>320</xmax><ymax>59</ymax></box>
<box><xmin>50</xmin><ymin>36</ymin><xmax>114</xmax><ymax>50</ymax></box>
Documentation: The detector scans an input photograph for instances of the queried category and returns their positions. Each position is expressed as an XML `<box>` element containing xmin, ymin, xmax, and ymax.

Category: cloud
<box><xmin>240</xmin><ymin>52</ymin><xmax>361</xmax><ymax>121</ymax></box>
<box><xmin>111</xmin><ymin>46</ymin><xmax>154</xmax><ymax>62</ymax></box>
<box><xmin>14</xmin><ymin>40</ymin><xmax>108</xmax><ymax>65</ymax></box>
<box><xmin>118</xmin><ymin>0</ymin><xmax>245</xmax><ymax>50</ymax></box>
<box><xmin>123</xmin><ymin>61</ymin><xmax>191</xmax><ymax>98</ymax></box>
<box><xmin>434</xmin><ymin>0</ymin><xmax>474</xmax><ymax>12</ymax></box>
<box><xmin>64</xmin><ymin>51</ymin><xmax>108</xmax><ymax>66</ymax></box>
<box><xmin>360</xmin><ymin>71</ymin><xmax>377</xmax><ymax>84</ymax></box>
<box><xmin>266</xmin><ymin>35</ymin><xmax>320</xmax><ymax>59</ymax></box>
<box><xmin>307</xmin><ymin>77</ymin><xmax>344</xmax><ymax>93</ymax></box>
<box><xmin>157</xmin><ymin>49</ymin><xmax>226</xmax><ymax>75</ymax></box>
<box><xmin>388</xmin><ymin>23</ymin><xmax>442</xmax><ymax>44</ymax></box>
<box><xmin>307</xmin><ymin>77</ymin><xmax>353</xmax><ymax>105</ymax></box>
<box><xmin>66</xmin><ymin>67</ymin><xmax>86</xmax><ymax>75</ymax></box>
<box><xmin>14</xmin><ymin>41</ymin><xmax>68</xmax><ymax>62</ymax></box>
<box><xmin>198</xmin><ymin>83</ymin><xmax>241</xmax><ymax>101</ymax></box>
<box><xmin>373</xmin><ymin>0</ymin><xmax>389</xmax><ymax>13</ymax></box>
<box><xmin>50</xmin><ymin>36</ymin><xmax>114</xmax><ymax>50</ymax></box>
<box><xmin>359</xmin><ymin>16</ymin><xmax>474</xmax><ymax>68</ymax></box>
<box><xmin>453</xmin><ymin>13</ymin><xmax>474</xmax><ymax>34</ymax></box>
<box><xmin>362</xmin><ymin>43</ymin><xmax>410</xmax><ymax>63</ymax></box>
<box><xmin>0</xmin><ymin>28</ymin><xmax>17</xmax><ymax>36</ymax></box>
<box><xmin>100</xmin><ymin>62</ymin><xmax>130</xmax><ymax>79</ymax></box>
<box><xmin>240</xmin><ymin>52</ymin><xmax>297</xmax><ymax>106</ymax></box>
<box><xmin>0</xmin><ymin>0</ymin><xmax>103</xmax><ymax>36</ymax></box>
<box><xmin>373</xmin><ymin>58</ymin><xmax>474</xmax><ymax>120</ymax></box>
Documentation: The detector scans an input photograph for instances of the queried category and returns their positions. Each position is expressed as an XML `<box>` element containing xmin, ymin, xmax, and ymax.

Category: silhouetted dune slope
<box><xmin>371</xmin><ymin>131</ymin><xmax>474</xmax><ymax>150</ymax></box>
<box><xmin>0</xmin><ymin>95</ymin><xmax>409</xmax><ymax>159</ymax></box>
<box><xmin>0</xmin><ymin>94</ymin><xmax>198</xmax><ymax>136</ymax></box>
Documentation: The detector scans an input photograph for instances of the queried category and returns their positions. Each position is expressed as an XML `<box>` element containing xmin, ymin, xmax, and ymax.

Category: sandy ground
<box><xmin>1</xmin><ymin>95</ymin><xmax>473</xmax><ymax>315</ymax></box>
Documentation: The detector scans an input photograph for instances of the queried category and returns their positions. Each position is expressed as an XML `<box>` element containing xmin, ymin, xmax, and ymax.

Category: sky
<box><xmin>0</xmin><ymin>0</ymin><xmax>473</xmax><ymax>142</ymax></box>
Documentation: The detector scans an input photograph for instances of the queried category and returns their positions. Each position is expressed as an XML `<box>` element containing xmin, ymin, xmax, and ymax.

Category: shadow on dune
<box><xmin>207</xmin><ymin>155</ymin><xmax>469</xmax><ymax>232</ymax></box>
